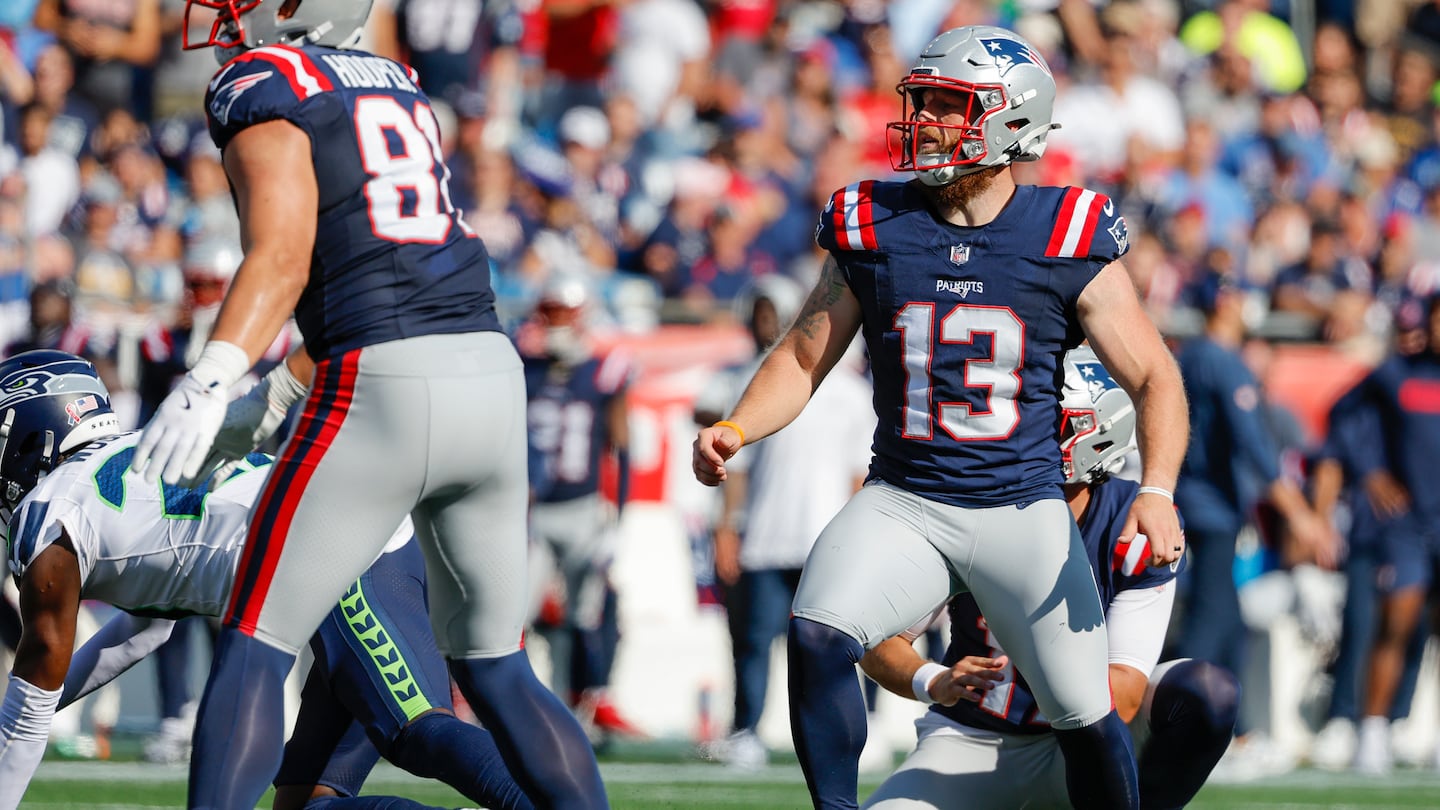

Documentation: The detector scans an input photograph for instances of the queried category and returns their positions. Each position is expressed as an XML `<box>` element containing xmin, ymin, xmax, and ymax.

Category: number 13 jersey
<box><xmin>204</xmin><ymin>44</ymin><xmax>501</xmax><ymax>360</ymax></box>
<box><xmin>816</xmin><ymin>181</ymin><xmax>1130</xmax><ymax>508</ymax></box>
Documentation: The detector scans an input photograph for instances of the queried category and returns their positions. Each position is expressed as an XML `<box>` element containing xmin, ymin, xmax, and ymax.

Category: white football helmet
<box><xmin>184</xmin><ymin>0</ymin><xmax>374</xmax><ymax>63</ymax></box>
<box><xmin>888</xmin><ymin>25</ymin><xmax>1059</xmax><ymax>186</ymax></box>
<box><xmin>536</xmin><ymin>274</ymin><xmax>593</xmax><ymax>364</ymax></box>
<box><xmin>1059</xmin><ymin>346</ymin><xmax>1136</xmax><ymax>485</ymax></box>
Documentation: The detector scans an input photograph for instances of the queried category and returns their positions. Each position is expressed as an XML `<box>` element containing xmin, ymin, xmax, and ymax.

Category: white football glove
<box><xmin>205</xmin><ymin>359</ymin><xmax>309</xmax><ymax>487</ymax></box>
<box><xmin>131</xmin><ymin>342</ymin><xmax>250</xmax><ymax>486</ymax></box>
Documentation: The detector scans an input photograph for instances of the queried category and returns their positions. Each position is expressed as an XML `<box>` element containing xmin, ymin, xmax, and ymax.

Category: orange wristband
<box><xmin>713</xmin><ymin>420</ymin><xmax>746</xmax><ymax>446</ymax></box>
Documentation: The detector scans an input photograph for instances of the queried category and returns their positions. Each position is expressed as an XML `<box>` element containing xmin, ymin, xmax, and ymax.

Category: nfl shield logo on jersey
<box><xmin>949</xmin><ymin>244</ymin><xmax>971</xmax><ymax>265</ymax></box>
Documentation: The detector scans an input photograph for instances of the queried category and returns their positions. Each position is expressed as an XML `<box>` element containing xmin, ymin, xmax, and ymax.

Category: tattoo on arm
<box><xmin>793</xmin><ymin>255</ymin><xmax>848</xmax><ymax>340</ymax></box>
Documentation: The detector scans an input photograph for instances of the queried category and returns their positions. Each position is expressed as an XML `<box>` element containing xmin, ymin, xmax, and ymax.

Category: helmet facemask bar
<box><xmin>183</xmin><ymin>0</ymin><xmax>263</xmax><ymax>50</ymax></box>
<box><xmin>1059</xmin><ymin>407</ymin><xmax>1099</xmax><ymax>483</ymax></box>
<box><xmin>888</xmin><ymin>75</ymin><xmax>1009</xmax><ymax>177</ymax></box>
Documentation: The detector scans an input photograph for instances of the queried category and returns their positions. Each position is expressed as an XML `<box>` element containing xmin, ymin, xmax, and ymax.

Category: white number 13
<box><xmin>896</xmin><ymin>303</ymin><xmax>1024</xmax><ymax>441</ymax></box>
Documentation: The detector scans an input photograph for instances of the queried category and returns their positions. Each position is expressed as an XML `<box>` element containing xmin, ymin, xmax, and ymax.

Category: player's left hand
<box><xmin>1122</xmin><ymin>490</ymin><xmax>1184</xmax><ymax>568</ymax></box>
<box><xmin>131</xmin><ymin>372</ymin><xmax>229</xmax><ymax>486</ymax></box>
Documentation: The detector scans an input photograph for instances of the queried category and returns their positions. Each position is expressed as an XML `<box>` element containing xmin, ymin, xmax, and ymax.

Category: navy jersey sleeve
<box><xmin>1320</xmin><ymin>381</ymin><xmax>1383</xmax><ymax>477</ymax></box>
<box><xmin>1218</xmin><ymin>361</ymin><xmax>1283</xmax><ymax>485</ymax></box>
<box><xmin>205</xmin><ymin>46</ymin><xmax>335</xmax><ymax>149</ymax></box>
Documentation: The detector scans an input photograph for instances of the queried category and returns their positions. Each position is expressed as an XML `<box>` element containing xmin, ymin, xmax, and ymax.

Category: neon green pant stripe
<box><xmin>340</xmin><ymin>578</ymin><xmax>433</xmax><ymax>721</ymax></box>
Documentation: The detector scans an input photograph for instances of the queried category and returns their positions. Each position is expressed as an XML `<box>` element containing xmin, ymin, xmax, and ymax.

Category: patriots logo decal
<box><xmin>1109</xmin><ymin>216</ymin><xmax>1129</xmax><ymax>254</ymax></box>
<box><xmin>980</xmin><ymin>38</ymin><xmax>1050</xmax><ymax>77</ymax></box>
<box><xmin>210</xmin><ymin>70</ymin><xmax>273</xmax><ymax>126</ymax></box>
<box><xmin>1075</xmin><ymin>361</ymin><xmax>1120</xmax><ymax>404</ymax></box>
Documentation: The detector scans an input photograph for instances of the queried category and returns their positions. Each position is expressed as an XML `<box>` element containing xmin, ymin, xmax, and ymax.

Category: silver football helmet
<box><xmin>1059</xmin><ymin>346</ymin><xmax>1136</xmax><ymax>485</ymax></box>
<box><xmin>889</xmin><ymin>25</ymin><xmax>1059</xmax><ymax>186</ymax></box>
<box><xmin>184</xmin><ymin>0</ymin><xmax>374</xmax><ymax>63</ymax></box>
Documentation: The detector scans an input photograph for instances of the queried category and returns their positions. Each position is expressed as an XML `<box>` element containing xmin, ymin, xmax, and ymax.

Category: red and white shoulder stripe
<box><xmin>830</xmin><ymin>181</ymin><xmax>879</xmax><ymax>252</ymax></box>
<box><xmin>235</xmin><ymin>45</ymin><xmax>334</xmax><ymax>99</ymax></box>
<box><xmin>1044</xmin><ymin>187</ymin><xmax>1110</xmax><ymax>258</ymax></box>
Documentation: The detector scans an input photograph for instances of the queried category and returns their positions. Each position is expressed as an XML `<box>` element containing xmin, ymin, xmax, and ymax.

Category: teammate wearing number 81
<box><xmin>691</xmin><ymin>24</ymin><xmax>1190</xmax><ymax>810</ymax></box>
<box><xmin>129</xmin><ymin>0</ymin><xmax>607</xmax><ymax>807</ymax></box>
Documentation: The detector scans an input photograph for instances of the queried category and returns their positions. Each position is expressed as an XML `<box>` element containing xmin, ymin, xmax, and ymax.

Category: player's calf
<box><xmin>1053</xmin><ymin>710</ymin><xmax>1140</xmax><ymax>810</ymax></box>
<box><xmin>787</xmin><ymin>617</ymin><xmax>867</xmax><ymax>810</ymax></box>
<box><xmin>1137</xmin><ymin>659</ymin><xmax>1240</xmax><ymax>810</ymax></box>
<box><xmin>449</xmin><ymin>651</ymin><xmax>608</xmax><ymax>810</ymax></box>
<box><xmin>386</xmin><ymin>710</ymin><xmax>533</xmax><ymax>810</ymax></box>
<box><xmin>188</xmin><ymin>630</ymin><xmax>297</xmax><ymax>810</ymax></box>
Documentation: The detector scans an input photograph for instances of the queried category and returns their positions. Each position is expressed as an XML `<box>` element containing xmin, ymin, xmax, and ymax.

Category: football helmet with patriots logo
<box><xmin>0</xmin><ymin>351</ymin><xmax>120</xmax><ymax>522</ymax></box>
<box><xmin>184</xmin><ymin>0</ymin><xmax>374</xmax><ymax>63</ymax></box>
<box><xmin>1058</xmin><ymin>345</ymin><xmax>1136</xmax><ymax>485</ymax></box>
<box><xmin>889</xmin><ymin>25</ymin><xmax>1059</xmax><ymax>186</ymax></box>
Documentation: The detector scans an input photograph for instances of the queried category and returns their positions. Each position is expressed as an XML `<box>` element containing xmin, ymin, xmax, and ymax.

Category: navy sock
<box><xmin>387</xmin><ymin>711</ymin><xmax>534</xmax><ymax>810</ymax></box>
<box><xmin>449</xmin><ymin>650</ymin><xmax>608</xmax><ymax>810</ymax></box>
<box><xmin>1139</xmin><ymin>660</ymin><xmax>1240</xmax><ymax>810</ymax></box>
<box><xmin>187</xmin><ymin>629</ymin><xmax>296</xmax><ymax>810</ymax></box>
<box><xmin>787</xmin><ymin>617</ymin><xmax>866</xmax><ymax>810</ymax></box>
<box><xmin>1053</xmin><ymin>710</ymin><xmax>1140</xmax><ymax>810</ymax></box>
<box><xmin>304</xmin><ymin>797</ymin><xmax>446</xmax><ymax>810</ymax></box>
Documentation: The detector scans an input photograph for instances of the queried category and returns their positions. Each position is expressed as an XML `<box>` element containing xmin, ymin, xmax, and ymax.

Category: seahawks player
<box><xmin>693</xmin><ymin>25</ymin><xmax>1188</xmax><ymax>810</ymax></box>
<box><xmin>0</xmin><ymin>351</ymin><xmax>530</xmax><ymax>810</ymax></box>
<box><xmin>859</xmin><ymin>349</ymin><xmax>1237</xmax><ymax>810</ymax></box>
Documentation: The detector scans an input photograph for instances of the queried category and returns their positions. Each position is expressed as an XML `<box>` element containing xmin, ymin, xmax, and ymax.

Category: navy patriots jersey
<box><xmin>1175</xmin><ymin>336</ymin><xmax>1281</xmax><ymax>534</ymax></box>
<box><xmin>1317</xmin><ymin>383</ymin><xmax>1387</xmax><ymax>548</ymax></box>
<box><xmin>524</xmin><ymin>352</ymin><xmax>632</xmax><ymax>503</ymax></box>
<box><xmin>204</xmin><ymin>44</ymin><xmax>501</xmax><ymax>359</ymax></box>
<box><xmin>934</xmin><ymin>478</ymin><xmax>1182</xmax><ymax>734</ymax></box>
<box><xmin>817</xmin><ymin>181</ymin><xmax>1128</xmax><ymax>508</ymax></box>
<box><xmin>1347</xmin><ymin>352</ymin><xmax>1440</xmax><ymax>523</ymax></box>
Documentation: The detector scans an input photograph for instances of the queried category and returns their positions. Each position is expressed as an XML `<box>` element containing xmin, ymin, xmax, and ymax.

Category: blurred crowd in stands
<box><xmin>8</xmin><ymin>0</ymin><xmax>1440</xmax><ymax>775</ymax></box>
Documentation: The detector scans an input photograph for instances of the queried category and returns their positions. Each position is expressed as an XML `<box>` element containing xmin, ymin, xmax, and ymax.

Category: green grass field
<box><xmin>19</xmin><ymin>758</ymin><xmax>1440</xmax><ymax>809</ymax></box>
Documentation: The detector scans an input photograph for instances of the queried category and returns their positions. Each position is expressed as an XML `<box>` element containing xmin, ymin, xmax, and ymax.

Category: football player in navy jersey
<box><xmin>858</xmin><ymin>348</ymin><xmax>1237</xmax><ymax>810</ymax></box>
<box><xmin>1346</xmin><ymin>295</ymin><xmax>1440</xmax><ymax>774</ymax></box>
<box><xmin>126</xmin><ymin>1</ymin><xmax>605</xmax><ymax>807</ymax></box>
<box><xmin>693</xmin><ymin>25</ymin><xmax>1188</xmax><ymax>810</ymax></box>
<box><xmin>520</xmin><ymin>275</ymin><xmax>641</xmax><ymax>737</ymax></box>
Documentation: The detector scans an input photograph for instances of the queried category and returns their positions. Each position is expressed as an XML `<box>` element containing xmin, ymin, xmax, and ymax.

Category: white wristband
<box><xmin>189</xmin><ymin>341</ymin><xmax>251</xmax><ymax>391</ymax></box>
<box><xmin>1137</xmin><ymin>486</ymin><xmax>1174</xmax><ymax>502</ymax></box>
<box><xmin>263</xmin><ymin>359</ymin><xmax>309</xmax><ymax>411</ymax></box>
<box><xmin>911</xmin><ymin>662</ymin><xmax>948</xmax><ymax>705</ymax></box>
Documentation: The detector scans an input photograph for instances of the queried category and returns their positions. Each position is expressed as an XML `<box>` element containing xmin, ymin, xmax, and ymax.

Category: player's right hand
<box><xmin>131</xmin><ymin>372</ymin><xmax>228</xmax><ymax>486</ymax></box>
<box><xmin>692</xmin><ymin>425</ymin><xmax>743</xmax><ymax>486</ymax></box>
<box><xmin>929</xmin><ymin>655</ymin><xmax>1009</xmax><ymax>706</ymax></box>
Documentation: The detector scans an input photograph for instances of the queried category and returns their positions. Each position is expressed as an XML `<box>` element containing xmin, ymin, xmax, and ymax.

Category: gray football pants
<box><xmin>227</xmin><ymin>331</ymin><xmax>531</xmax><ymax>661</ymax></box>
<box><xmin>792</xmin><ymin>480</ymin><xmax>1112</xmax><ymax>729</ymax></box>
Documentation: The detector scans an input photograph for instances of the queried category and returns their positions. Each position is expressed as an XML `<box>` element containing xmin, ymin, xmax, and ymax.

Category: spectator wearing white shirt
<box><xmin>16</xmin><ymin>102</ymin><xmax>79</xmax><ymax>238</ymax></box>
<box><xmin>1052</xmin><ymin>24</ymin><xmax>1185</xmax><ymax>182</ymax></box>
